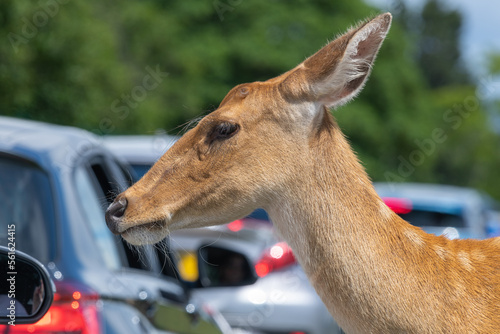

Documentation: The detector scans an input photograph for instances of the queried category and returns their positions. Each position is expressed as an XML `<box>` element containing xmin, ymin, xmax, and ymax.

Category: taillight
<box><xmin>255</xmin><ymin>242</ymin><xmax>296</xmax><ymax>277</ymax></box>
<box><xmin>2</xmin><ymin>280</ymin><xmax>101</xmax><ymax>333</ymax></box>
<box><xmin>227</xmin><ymin>219</ymin><xmax>244</xmax><ymax>232</ymax></box>
<box><xmin>383</xmin><ymin>197</ymin><xmax>413</xmax><ymax>214</ymax></box>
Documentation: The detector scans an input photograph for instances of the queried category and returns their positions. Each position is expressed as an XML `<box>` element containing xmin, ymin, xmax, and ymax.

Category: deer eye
<box><xmin>209</xmin><ymin>122</ymin><xmax>240</xmax><ymax>142</ymax></box>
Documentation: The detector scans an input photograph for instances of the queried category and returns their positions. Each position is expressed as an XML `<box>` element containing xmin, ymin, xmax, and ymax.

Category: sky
<box><xmin>365</xmin><ymin>0</ymin><xmax>500</xmax><ymax>77</ymax></box>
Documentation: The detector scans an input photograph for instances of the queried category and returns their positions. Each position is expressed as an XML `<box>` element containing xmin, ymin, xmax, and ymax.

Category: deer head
<box><xmin>105</xmin><ymin>13</ymin><xmax>392</xmax><ymax>246</ymax></box>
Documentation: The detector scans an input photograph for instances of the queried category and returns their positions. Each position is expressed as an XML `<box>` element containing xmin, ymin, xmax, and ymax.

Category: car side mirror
<box><xmin>197</xmin><ymin>245</ymin><xmax>257</xmax><ymax>288</ymax></box>
<box><xmin>0</xmin><ymin>246</ymin><xmax>55</xmax><ymax>325</ymax></box>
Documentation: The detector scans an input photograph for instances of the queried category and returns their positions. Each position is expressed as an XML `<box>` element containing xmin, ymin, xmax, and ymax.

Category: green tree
<box><xmin>416</xmin><ymin>0</ymin><xmax>471</xmax><ymax>88</ymax></box>
<box><xmin>1</xmin><ymin>0</ymin><xmax>499</xmax><ymax>199</ymax></box>
<box><xmin>429</xmin><ymin>86</ymin><xmax>500</xmax><ymax>198</ymax></box>
<box><xmin>0</xmin><ymin>1</ymin><xmax>134</xmax><ymax>131</ymax></box>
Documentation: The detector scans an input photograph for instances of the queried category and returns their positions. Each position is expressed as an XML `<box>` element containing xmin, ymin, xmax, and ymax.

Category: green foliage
<box><xmin>429</xmin><ymin>86</ymin><xmax>500</xmax><ymax>199</ymax></box>
<box><xmin>413</xmin><ymin>0</ymin><xmax>471</xmax><ymax>88</ymax></box>
<box><xmin>0</xmin><ymin>0</ymin><xmax>499</xmax><ymax>199</ymax></box>
<box><xmin>1</xmin><ymin>0</ymin><xmax>377</xmax><ymax>134</ymax></box>
<box><xmin>488</xmin><ymin>53</ymin><xmax>500</xmax><ymax>75</ymax></box>
<box><xmin>0</xmin><ymin>1</ymin><xmax>133</xmax><ymax>131</ymax></box>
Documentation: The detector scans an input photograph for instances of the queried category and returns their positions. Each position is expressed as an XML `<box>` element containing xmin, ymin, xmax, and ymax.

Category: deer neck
<box><xmin>266</xmin><ymin>111</ymin><xmax>430</xmax><ymax>332</ymax></box>
<box><xmin>267</xmin><ymin>110</ymin><xmax>395</xmax><ymax>265</ymax></box>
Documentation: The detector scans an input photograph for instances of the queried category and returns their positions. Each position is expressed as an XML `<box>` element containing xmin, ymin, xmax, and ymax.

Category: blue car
<box><xmin>0</xmin><ymin>116</ymin><xmax>237</xmax><ymax>334</ymax></box>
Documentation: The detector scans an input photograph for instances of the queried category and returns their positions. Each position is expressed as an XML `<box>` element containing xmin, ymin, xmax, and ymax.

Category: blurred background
<box><xmin>1</xmin><ymin>1</ymin><xmax>500</xmax><ymax>333</ymax></box>
<box><xmin>1</xmin><ymin>0</ymin><xmax>499</xmax><ymax>200</ymax></box>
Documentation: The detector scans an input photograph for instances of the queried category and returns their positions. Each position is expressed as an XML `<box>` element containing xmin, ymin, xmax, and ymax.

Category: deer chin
<box><xmin>119</xmin><ymin>213</ymin><xmax>210</xmax><ymax>245</ymax></box>
<box><xmin>120</xmin><ymin>219</ymin><xmax>169</xmax><ymax>246</ymax></box>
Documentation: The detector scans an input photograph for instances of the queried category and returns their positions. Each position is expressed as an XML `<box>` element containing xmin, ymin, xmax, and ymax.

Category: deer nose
<box><xmin>105</xmin><ymin>196</ymin><xmax>128</xmax><ymax>234</ymax></box>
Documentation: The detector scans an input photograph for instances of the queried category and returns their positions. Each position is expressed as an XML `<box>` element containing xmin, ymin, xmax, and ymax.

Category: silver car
<box><xmin>171</xmin><ymin>220</ymin><xmax>340</xmax><ymax>334</ymax></box>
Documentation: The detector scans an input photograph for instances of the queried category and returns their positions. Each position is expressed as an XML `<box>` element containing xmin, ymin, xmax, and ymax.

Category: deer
<box><xmin>105</xmin><ymin>13</ymin><xmax>500</xmax><ymax>333</ymax></box>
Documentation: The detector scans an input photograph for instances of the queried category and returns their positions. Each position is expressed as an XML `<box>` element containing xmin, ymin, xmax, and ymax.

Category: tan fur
<box><xmin>107</xmin><ymin>13</ymin><xmax>500</xmax><ymax>333</ymax></box>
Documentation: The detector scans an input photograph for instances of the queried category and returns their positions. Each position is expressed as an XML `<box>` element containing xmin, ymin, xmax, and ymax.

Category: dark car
<box><xmin>0</xmin><ymin>116</ymin><xmax>235</xmax><ymax>334</ymax></box>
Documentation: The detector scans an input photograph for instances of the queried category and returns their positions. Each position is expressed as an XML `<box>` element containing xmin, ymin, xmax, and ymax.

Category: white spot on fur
<box><xmin>457</xmin><ymin>251</ymin><xmax>473</xmax><ymax>271</ymax></box>
<box><xmin>491</xmin><ymin>237</ymin><xmax>500</xmax><ymax>246</ymax></box>
<box><xmin>434</xmin><ymin>245</ymin><xmax>447</xmax><ymax>260</ymax></box>
<box><xmin>404</xmin><ymin>228</ymin><xmax>425</xmax><ymax>247</ymax></box>
<box><xmin>379</xmin><ymin>200</ymin><xmax>392</xmax><ymax>220</ymax></box>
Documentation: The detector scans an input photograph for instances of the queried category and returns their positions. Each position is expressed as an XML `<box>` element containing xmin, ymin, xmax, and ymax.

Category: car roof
<box><xmin>102</xmin><ymin>134</ymin><xmax>178</xmax><ymax>165</ymax></box>
<box><xmin>0</xmin><ymin>116</ymin><xmax>103</xmax><ymax>170</ymax></box>
<box><xmin>374</xmin><ymin>182</ymin><xmax>489</xmax><ymax>212</ymax></box>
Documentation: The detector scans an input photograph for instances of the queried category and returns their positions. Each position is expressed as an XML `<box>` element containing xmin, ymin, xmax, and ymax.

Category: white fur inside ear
<box><xmin>321</xmin><ymin>17</ymin><xmax>391</xmax><ymax>109</ymax></box>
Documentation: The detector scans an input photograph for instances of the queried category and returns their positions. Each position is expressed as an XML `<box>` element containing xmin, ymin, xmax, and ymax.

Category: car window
<box><xmin>74</xmin><ymin>165</ymin><xmax>122</xmax><ymax>270</ymax></box>
<box><xmin>246</xmin><ymin>208</ymin><xmax>270</xmax><ymax>221</ymax></box>
<box><xmin>0</xmin><ymin>155</ymin><xmax>55</xmax><ymax>263</ymax></box>
<box><xmin>399</xmin><ymin>210</ymin><xmax>466</xmax><ymax>228</ymax></box>
<box><xmin>80</xmin><ymin>157</ymin><xmax>167</xmax><ymax>274</ymax></box>
<box><xmin>129</xmin><ymin>163</ymin><xmax>151</xmax><ymax>181</ymax></box>
<box><xmin>98</xmin><ymin>157</ymin><xmax>181</xmax><ymax>278</ymax></box>
<box><xmin>117</xmin><ymin>160</ymin><xmax>136</xmax><ymax>188</ymax></box>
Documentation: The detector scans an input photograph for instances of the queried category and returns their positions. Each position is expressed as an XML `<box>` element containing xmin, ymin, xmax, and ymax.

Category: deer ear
<box><xmin>280</xmin><ymin>13</ymin><xmax>392</xmax><ymax>109</ymax></box>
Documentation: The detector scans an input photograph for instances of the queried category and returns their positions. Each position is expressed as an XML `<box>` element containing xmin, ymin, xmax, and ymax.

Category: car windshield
<box><xmin>399</xmin><ymin>210</ymin><xmax>466</xmax><ymax>228</ymax></box>
<box><xmin>0</xmin><ymin>155</ymin><xmax>55</xmax><ymax>263</ymax></box>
